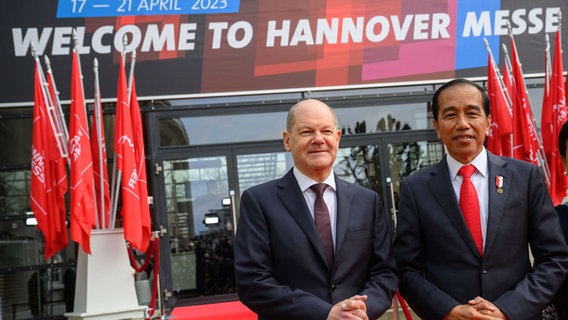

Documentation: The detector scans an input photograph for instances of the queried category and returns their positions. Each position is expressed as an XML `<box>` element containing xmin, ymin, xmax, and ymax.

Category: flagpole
<box><xmin>93</xmin><ymin>57</ymin><xmax>106</xmax><ymax>229</ymax></box>
<box><xmin>73</xmin><ymin>29</ymin><xmax>100</xmax><ymax>229</ymax></box>
<box><xmin>44</xmin><ymin>55</ymin><xmax>70</xmax><ymax>149</ymax></box>
<box><xmin>544</xmin><ymin>34</ymin><xmax>551</xmax><ymax>98</ymax></box>
<box><xmin>32</xmin><ymin>47</ymin><xmax>68</xmax><ymax>164</ymax></box>
<box><xmin>109</xmin><ymin>35</ymin><xmax>129</xmax><ymax>229</ymax></box>
<box><xmin>501</xmin><ymin>43</ymin><xmax>515</xmax><ymax>157</ymax></box>
<box><xmin>506</xmin><ymin>23</ymin><xmax>551</xmax><ymax>186</ymax></box>
<box><xmin>127</xmin><ymin>50</ymin><xmax>136</xmax><ymax>106</ymax></box>
<box><xmin>109</xmin><ymin>129</ymin><xmax>119</xmax><ymax>230</ymax></box>
<box><xmin>484</xmin><ymin>38</ymin><xmax>513</xmax><ymax>113</ymax></box>
<box><xmin>41</xmin><ymin>66</ymin><xmax>69</xmax><ymax>165</ymax></box>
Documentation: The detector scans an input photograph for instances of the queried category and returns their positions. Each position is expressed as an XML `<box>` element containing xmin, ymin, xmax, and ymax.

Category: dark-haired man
<box><xmin>394</xmin><ymin>78</ymin><xmax>568</xmax><ymax>320</ymax></box>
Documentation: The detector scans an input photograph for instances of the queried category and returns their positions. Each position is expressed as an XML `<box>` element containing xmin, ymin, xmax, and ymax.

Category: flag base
<box><xmin>65</xmin><ymin>229</ymin><xmax>147</xmax><ymax>320</ymax></box>
<box><xmin>66</xmin><ymin>308</ymin><xmax>147</xmax><ymax>320</ymax></box>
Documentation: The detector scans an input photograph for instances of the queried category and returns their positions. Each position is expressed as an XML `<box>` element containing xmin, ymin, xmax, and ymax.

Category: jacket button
<box><xmin>482</xmin><ymin>266</ymin><xmax>488</xmax><ymax>274</ymax></box>
<box><xmin>331</xmin><ymin>284</ymin><xmax>337</xmax><ymax>291</ymax></box>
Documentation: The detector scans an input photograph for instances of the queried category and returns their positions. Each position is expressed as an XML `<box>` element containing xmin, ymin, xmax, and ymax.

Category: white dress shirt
<box><xmin>293</xmin><ymin>167</ymin><xmax>337</xmax><ymax>249</ymax></box>
<box><xmin>447</xmin><ymin>148</ymin><xmax>489</xmax><ymax>249</ymax></box>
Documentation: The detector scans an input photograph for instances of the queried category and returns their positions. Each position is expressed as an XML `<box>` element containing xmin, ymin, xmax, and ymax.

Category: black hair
<box><xmin>558</xmin><ymin>120</ymin><xmax>568</xmax><ymax>157</ymax></box>
<box><xmin>431</xmin><ymin>78</ymin><xmax>490</xmax><ymax>121</ymax></box>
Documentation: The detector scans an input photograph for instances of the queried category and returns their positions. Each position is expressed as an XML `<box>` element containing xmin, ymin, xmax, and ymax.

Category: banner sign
<box><xmin>56</xmin><ymin>0</ymin><xmax>241</xmax><ymax>17</ymax></box>
<box><xmin>0</xmin><ymin>0</ymin><xmax>566</xmax><ymax>106</ymax></box>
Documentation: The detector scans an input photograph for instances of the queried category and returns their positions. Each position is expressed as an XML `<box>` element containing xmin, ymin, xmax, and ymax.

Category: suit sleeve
<box><xmin>492</xmin><ymin>164</ymin><xmax>568</xmax><ymax>319</ymax></box>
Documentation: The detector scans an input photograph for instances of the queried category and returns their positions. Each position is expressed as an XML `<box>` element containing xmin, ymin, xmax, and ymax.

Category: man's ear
<box><xmin>283</xmin><ymin>131</ymin><xmax>291</xmax><ymax>151</ymax></box>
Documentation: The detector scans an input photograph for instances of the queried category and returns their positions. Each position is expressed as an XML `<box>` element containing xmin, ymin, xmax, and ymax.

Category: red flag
<box><xmin>30</xmin><ymin>60</ymin><xmax>69</xmax><ymax>260</ymax></box>
<box><xmin>69</xmin><ymin>50</ymin><xmax>96</xmax><ymax>254</ymax></box>
<box><xmin>541</xmin><ymin>30</ymin><xmax>567</xmax><ymax>205</ymax></box>
<box><xmin>509</xmin><ymin>37</ymin><xmax>541</xmax><ymax>166</ymax></box>
<box><xmin>91</xmin><ymin>76</ymin><xmax>111</xmax><ymax>228</ymax></box>
<box><xmin>486</xmin><ymin>54</ymin><xmax>513</xmax><ymax>157</ymax></box>
<box><xmin>45</xmin><ymin>70</ymin><xmax>69</xmax><ymax>235</ymax></box>
<box><xmin>114</xmin><ymin>57</ymin><xmax>147</xmax><ymax>252</ymax></box>
<box><xmin>130</xmin><ymin>78</ymin><xmax>152</xmax><ymax>250</ymax></box>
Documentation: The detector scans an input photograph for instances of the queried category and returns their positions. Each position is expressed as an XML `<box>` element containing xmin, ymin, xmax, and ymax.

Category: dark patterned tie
<box><xmin>310</xmin><ymin>183</ymin><xmax>334</xmax><ymax>269</ymax></box>
<box><xmin>458</xmin><ymin>165</ymin><xmax>483</xmax><ymax>256</ymax></box>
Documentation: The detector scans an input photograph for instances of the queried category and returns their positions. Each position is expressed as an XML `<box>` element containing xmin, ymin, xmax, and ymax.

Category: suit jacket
<box><xmin>234</xmin><ymin>169</ymin><xmax>398</xmax><ymax>320</ymax></box>
<box><xmin>553</xmin><ymin>204</ymin><xmax>568</xmax><ymax>319</ymax></box>
<box><xmin>393</xmin><ymin>152</ymin><xmax>568</xmax><ymax>320</ymax></box>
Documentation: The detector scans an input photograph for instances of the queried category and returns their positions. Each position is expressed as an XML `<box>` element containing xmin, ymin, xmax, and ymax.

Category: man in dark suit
<box><xmin>235</xmin><ymin>99</ymin><xmax>398</xmax><ymax>320</ymax></box>
<box><xmin>393</xmin><ymin>78</ymin><xmax>568</xmax><ymax>320</ymax></box>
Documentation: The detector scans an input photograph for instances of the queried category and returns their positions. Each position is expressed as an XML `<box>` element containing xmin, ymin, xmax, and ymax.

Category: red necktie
<box><xmin>458</xmin><ymin>165</ymin><xmax>483</xmax><ymax>256</ymax></box>
<box><xmin>310</xmin><ymin>183</ymin><xmax>334</xmax><ymax>269</ymax></box>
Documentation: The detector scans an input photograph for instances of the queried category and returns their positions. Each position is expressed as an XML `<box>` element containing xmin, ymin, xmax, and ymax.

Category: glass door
<box><xmin>162</xmin><ymin>156</ymin><xmax>235</xmax><ymax>297</ymax></box>
<box><xmin>236</xmin><ymin>152</ymin><xmax>293</xmax><ymax>196</ymax></box>
<box><xmin>384</xmin><ymin>139</ymin><xmax>444</xmax><ymax>227</ymax></box>
<box><xmin>336</xmin><ymin>132</ymin><xmax>444</xmax><ymax>231</ymax></box>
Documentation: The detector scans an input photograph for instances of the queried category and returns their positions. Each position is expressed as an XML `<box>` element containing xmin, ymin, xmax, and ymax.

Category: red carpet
<box><xmin>170</xmin><ymin>301</ymin><xmax>257</xmax><ymax>320</ymax></box>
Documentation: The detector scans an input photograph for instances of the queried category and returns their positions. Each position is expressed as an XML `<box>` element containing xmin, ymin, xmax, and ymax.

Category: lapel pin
<box><xmin>496</xmin><ymin>176</ymin><xmax>504</xmax><ymax>194</ymax></box>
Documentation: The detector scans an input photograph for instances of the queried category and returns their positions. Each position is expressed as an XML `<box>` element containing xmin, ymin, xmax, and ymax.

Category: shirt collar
<box><xmin>447</xmin><ymin>147</ymin><xmax>488</xmax><ymax>180</ymax></box>
<box><xmin>293</xmin><ymin>167</ymin><xmax>336</xmax><ymax>192</ymax></box>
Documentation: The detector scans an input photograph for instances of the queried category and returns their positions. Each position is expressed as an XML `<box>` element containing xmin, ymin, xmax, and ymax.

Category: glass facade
<box><xmin>159</xmin><ymin>112</ymin><xmax>288</xmax><ymax>146</ymax></box>
<box><xmin>0</xmin><ymin>167</ymin><xmax>75</xmax><ymax>319</ymax></box>
<box><xmin>159</xmin><ymin>101</ymin><xmax>432</xmax><ymax>147</ymax></box>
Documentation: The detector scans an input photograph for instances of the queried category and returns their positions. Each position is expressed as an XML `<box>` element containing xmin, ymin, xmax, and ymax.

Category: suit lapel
<box><xmin>484</xmin><ymin>153</ymin><xmax>509</xmax><ymax>256</ymax></box>
<box><xmin>428</xmin><ymin>160</ymin><xmax>481</xmax><ymax>257</ymax></box>
<box><xmin>276</xmin><ymin>170</ymin><xmax>328</xmax><ymax>265</ymax></box>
